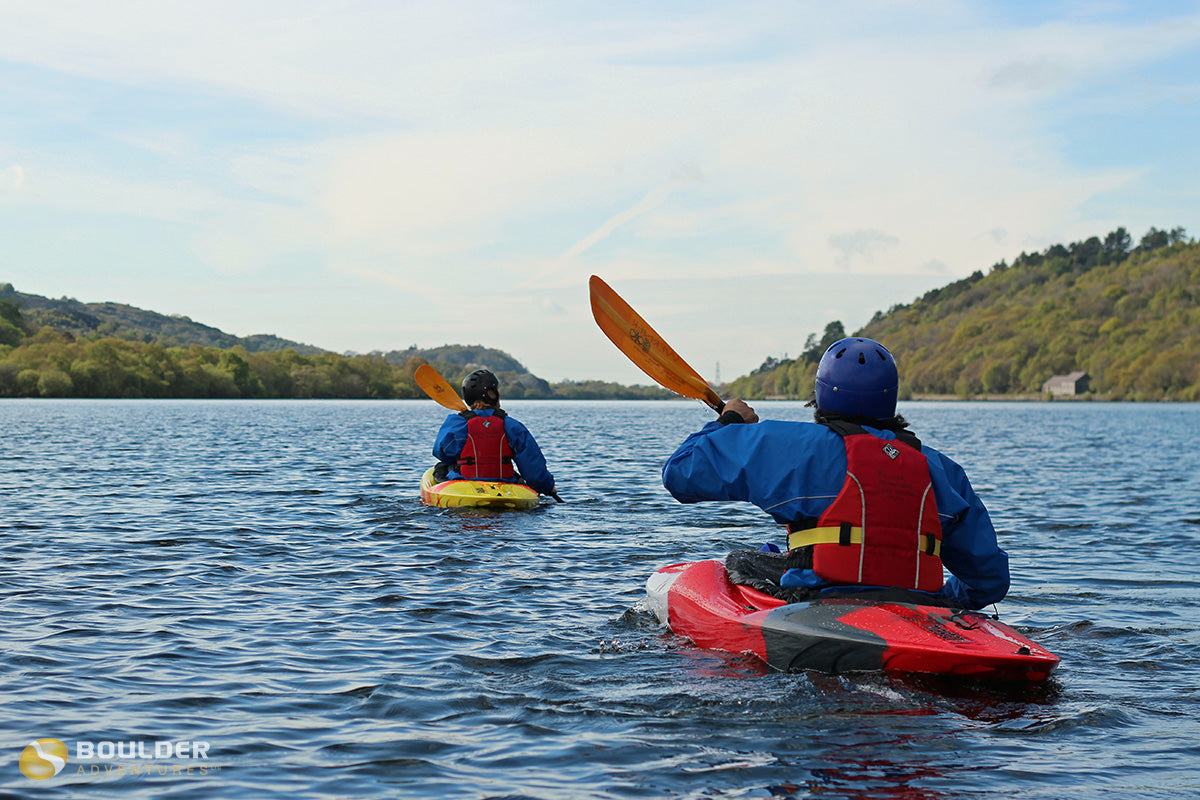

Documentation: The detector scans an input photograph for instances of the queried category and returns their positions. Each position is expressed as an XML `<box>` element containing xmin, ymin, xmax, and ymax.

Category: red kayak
<box><xmin>646</xmin><ymin>560</ymin><xmax>1059</xmax><ymax>682</ymax></box>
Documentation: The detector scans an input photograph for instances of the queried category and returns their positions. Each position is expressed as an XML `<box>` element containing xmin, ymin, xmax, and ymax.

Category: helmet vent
<box><xmin>857</xmin><ymin>353</ymin><xmax>866</xmax><ymax>364</ymax></box>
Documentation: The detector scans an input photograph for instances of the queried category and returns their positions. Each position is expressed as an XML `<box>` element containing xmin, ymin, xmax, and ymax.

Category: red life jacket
<box><xmin>456</xmin><ymin>409</ymin><xmax>515</xmax><ymax>481</ymax></box>
<box><xmin>787</xmin><ymin>421</ymin><xmax>944</xmax><ymax>592</ymax></box>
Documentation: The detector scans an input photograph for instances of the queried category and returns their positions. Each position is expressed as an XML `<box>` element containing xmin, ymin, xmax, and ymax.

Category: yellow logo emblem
<box><xmin>19</xmin><ymin>738</ymin><xmax>68</xmax><ymax>780</ymax></box>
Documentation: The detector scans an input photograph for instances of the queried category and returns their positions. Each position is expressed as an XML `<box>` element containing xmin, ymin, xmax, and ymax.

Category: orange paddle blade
<box><xmin>589</xmin><ymin>275</ymin><xmax>724</xmax><ymax>412</ymax></box>
<box><xmin>415</xmin><ymin>364</ymin><xmax>467</xmax><ymax>412</ymax></box>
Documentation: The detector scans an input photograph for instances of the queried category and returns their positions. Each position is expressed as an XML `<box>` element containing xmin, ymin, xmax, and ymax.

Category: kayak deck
<box><xmin>646</xmin><ymin>560</ymin><xmax>1059</xmax><ymax>682</ymax></box>
<box><xmin>419</xmin><ymin>467</ymin><xmax>540</xmax><ymax>510</ymax></box>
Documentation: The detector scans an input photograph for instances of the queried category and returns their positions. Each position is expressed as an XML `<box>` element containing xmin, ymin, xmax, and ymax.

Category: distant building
<box><xmin>1042</xmin><ymin>371</ymin><xmax>1090</xmax><ymax>396</ymax></box>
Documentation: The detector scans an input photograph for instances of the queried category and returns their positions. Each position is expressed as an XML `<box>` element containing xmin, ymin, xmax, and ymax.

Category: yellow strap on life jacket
<box><xmin>788</xmin><ymin>525</ymin><xmax>862</xmax><ymax>551</ymax></box>
<box><xmin>787</xmin><ymin>525</ymin><xmax>941</xmax><ymax>557</ymax></box>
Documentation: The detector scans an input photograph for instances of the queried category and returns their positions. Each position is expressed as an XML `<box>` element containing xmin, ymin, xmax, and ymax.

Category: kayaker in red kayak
<box><xmin>661</xmin><ymin>337</ymin><xmax>1009</xmax><ymax>610</ymax></box>
<box><xmin>432</xmin><ymin>368</ymin><xmax>558</xmax><ymax>499</ymax></box>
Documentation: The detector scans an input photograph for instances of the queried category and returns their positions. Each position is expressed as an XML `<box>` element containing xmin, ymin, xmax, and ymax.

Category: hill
<box><xmin>377</xmin><ymin>344</ymin><xmax>554</xmax><ymax>399</ymax></box>
<box><xmin>0</xmin><ymin>283</ymin><xmax>326</xmax><ymax>354</ymax></box>
<box><xmin>726</xmin><ymin>227</ymin><xmax>1199</xmax><ymax>402</ymax></box>
<box><xmin>0</xmin><ymin>284</ymin><xmax>672</xmax><ymax>400</ymax></box>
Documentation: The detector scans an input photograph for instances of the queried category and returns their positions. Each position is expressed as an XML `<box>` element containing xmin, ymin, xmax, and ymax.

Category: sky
<box><xmin>2</xmin><ymin>1</ymin><xmax>1199</xmax><ymax>385</ymax></box>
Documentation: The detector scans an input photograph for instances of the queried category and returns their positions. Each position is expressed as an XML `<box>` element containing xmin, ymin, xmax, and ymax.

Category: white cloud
<box><xmin>0</xmin><ymin>165</ymin><xmax>26</xmax><ymax>192</ymax></box>
<box><xmin>828</xmin><ymin>230</ymin><xmax>901</xmax><ymax>269</ymax></box>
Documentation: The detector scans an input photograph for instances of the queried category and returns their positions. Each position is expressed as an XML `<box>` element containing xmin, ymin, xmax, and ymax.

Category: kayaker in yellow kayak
<box><xmin>432</xmin><ymin>369</ymin><xmax>559</xmax><ymax>500</ymax></box>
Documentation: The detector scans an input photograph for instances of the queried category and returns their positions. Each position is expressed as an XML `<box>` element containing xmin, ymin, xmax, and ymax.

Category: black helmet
<box><xmin>461</xmin><ymin>369</ymin><xmax>500</xmax><ymax>405</ymax></box>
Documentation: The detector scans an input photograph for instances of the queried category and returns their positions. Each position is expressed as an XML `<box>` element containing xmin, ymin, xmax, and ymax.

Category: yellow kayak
<box><xmin>419</xmin><ymin>467</ymin><xmax>541</xmax><ymax>510</ymax></box>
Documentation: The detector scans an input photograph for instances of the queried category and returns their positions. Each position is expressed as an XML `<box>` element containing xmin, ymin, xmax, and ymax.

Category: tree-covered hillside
<box><xmin>727</xmin><ymin>227</ymin><xmax>1199</xmax><ymax>402</ymax></box>
<box><xmin>0</xmin><ymin>283</ymin><xmax>325</xmax><ymax>354</ymax></box>
<box><xmin>0</xmin><ymin>330</ymin><xmax>420</xmax><ymax>400</ymax></box>
<box><xmin>378</xmin><ymin>344</ymin><xmax>554</xmax><ymax>399</ymax></box>
<box><xmin>0</xmin><ymin>291</ymin><xmax>672</xmax><ymax>399</ymax></box>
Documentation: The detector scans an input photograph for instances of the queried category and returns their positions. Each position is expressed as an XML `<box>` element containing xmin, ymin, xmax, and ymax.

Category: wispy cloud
<box><xmin>564</xmin><ymin>182</ymin><xmax>678</xmax><ymax>261</ymax></box>
<box><xmin>828</xmin><ymin>229</ymin><xmax>901</xmax><ymax>270</ymax></box>
<box><xmin>0</xmin><ymin>165</ymin><xmax>26</xmax><ymax>192</ymax></box>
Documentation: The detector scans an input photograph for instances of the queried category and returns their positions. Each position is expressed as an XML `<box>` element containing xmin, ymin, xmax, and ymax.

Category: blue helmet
<box><xmin>814</xmin><ymin>338</ymin><xmax>898</xmax><ymax>421</ymax></box>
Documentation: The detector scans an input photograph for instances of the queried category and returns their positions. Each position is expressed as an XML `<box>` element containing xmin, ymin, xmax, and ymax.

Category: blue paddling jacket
<box><xmin>433</xmin><ymin>409</ymin><xmax>556</xmax><ymax>496</ymax></box>
<box><xmin>661</xmin><ymin>417</ymin><xmax>1009</xmax><ymax>609</ymax></box>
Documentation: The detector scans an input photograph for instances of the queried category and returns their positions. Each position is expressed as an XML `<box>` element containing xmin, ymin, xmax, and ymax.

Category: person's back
<box><xmin>432</xmin><ymin>369</ymin><xmax>557</xmax><ymax>497</ymax></box>
<box><xmin>661</xmin><ymin>337</ymin><xmax>1008</xmax><ymax>610</ymax></box>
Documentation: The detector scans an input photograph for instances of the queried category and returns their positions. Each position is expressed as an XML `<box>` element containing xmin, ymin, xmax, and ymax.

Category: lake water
<box><xmin>2</xmin><ymin>399</ymin><xmax>1199</xmax><ymax>799</ymax></box>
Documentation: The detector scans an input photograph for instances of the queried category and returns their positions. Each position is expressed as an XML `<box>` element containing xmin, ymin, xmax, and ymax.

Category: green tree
<box><xmin>0</xmin><ymin>299</ymin><xmax>28</xmax><ymax>347</ymax></box>
<box><xmin>980</xmin><ymin>361</ymin><xmax>1011</xmax><ymax>394</ymax></box>
<box><xmin>37</xmin><ymin>368</ymin><xmax>73</xmax><ymax>397</ymax></box>
<box><xmin>1139</xmin><ymin>227</ymin><xmax>1169</xmax><ymax>251</ymax></box>
<box><xmin>801</xmin><ymin>320</ymin><xmax>847</xmax><ymax>363</ymax></box>
<box><xmin>0</xmin><ymin>300</ymin><xmax>26</xmax><ymax>347</ymax></box>
<box><xmin>1103</xmin><ymin>227</ymin><xmax>1132</xmax><ymax>260</ymax></box>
